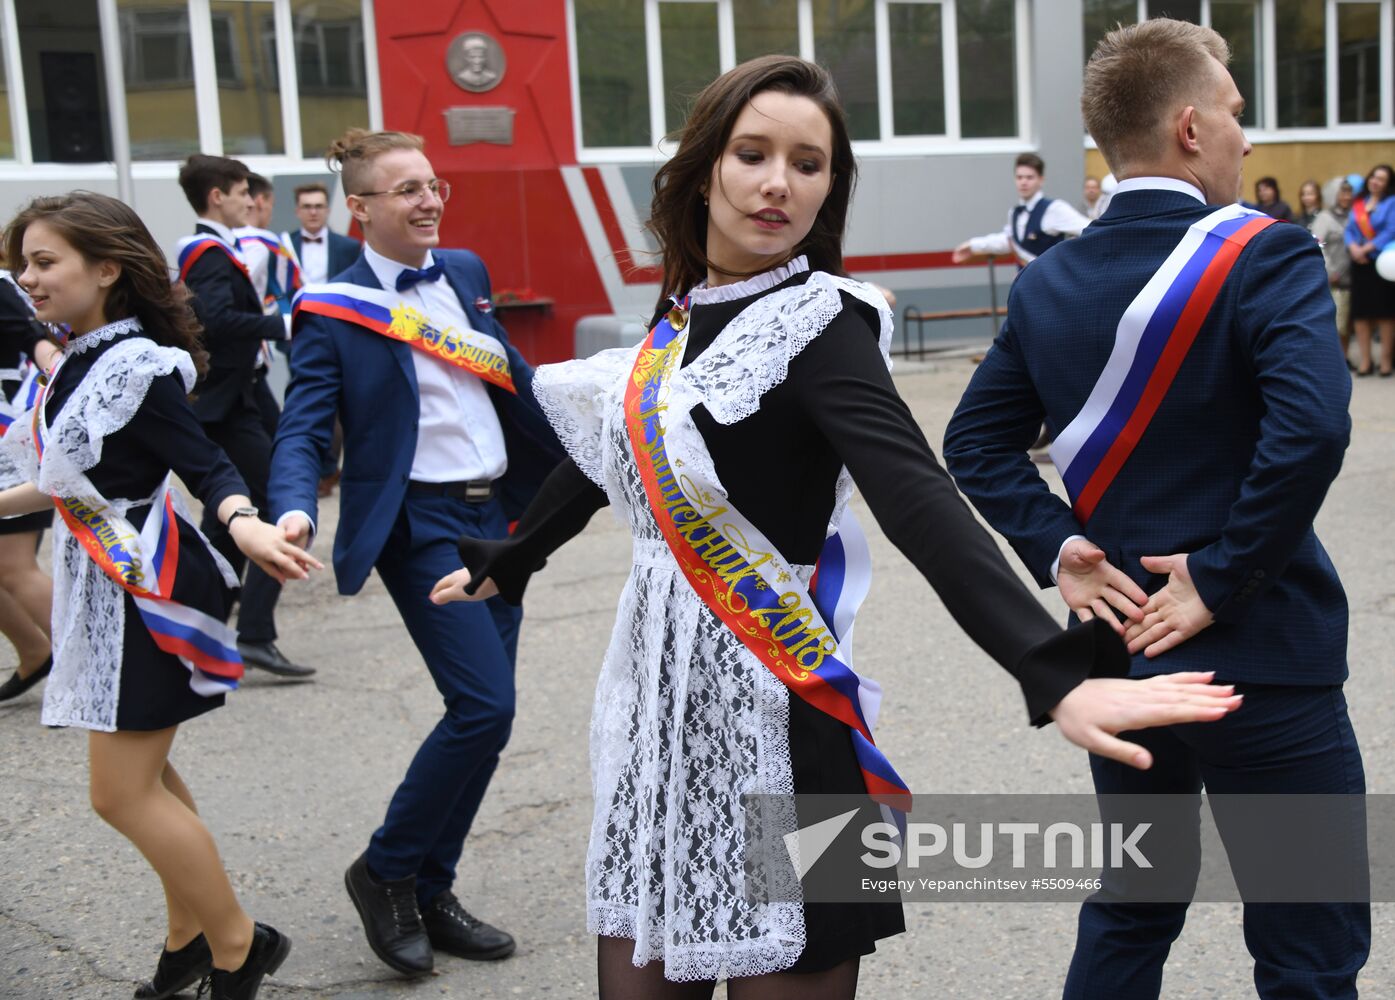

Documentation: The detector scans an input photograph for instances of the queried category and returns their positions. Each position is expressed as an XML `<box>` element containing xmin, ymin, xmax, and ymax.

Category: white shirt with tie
<box><xmin>296</xmin><ymin>228</ymin><xmax>331</xmax><ymax>285</ymax></box>
<box><xmin>362</xmin><ymin>244</ymin><xmax>508</xmax><ymax>485</ymax></box>
<box><xmin>968</xmin><ymin>193</ymin><xmax>1092</xmax><ymax>264</ymax></box>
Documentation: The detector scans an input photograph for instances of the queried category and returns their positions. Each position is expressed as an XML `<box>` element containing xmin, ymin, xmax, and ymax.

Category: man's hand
<box><xmin>282</xmin><ymin>514</ymin><xmax>311</xmax><ymax>549</ymax></box>
<box><xmin>1049</xmin><ymin>673</ymin><xmax>1242</xmax><ymax>769</ymax></box>
<box><xmin>1123</xmin><ymin>552</ymin><xmax>1214</xmax><ymax>657</ymax></box>
<box><xmin>951</xmin><ymin>241</ymin><xmax>977</xmax><ymax>264</ymax></box>
<box><xmin>1057</xmin><ymin>538</ymin><xmax>1147</xmax><ymax>635</ymax></box>
<box><xmin>430</xmin><ymin>568</ymin><xmax>499</xmax><ymax>605</ymax></box>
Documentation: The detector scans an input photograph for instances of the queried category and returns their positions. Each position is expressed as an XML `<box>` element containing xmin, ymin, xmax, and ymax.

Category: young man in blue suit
<box><xmin>269</xmin><ymin>129</ymin><xmax>563</xmax><ymax>977</ymax></box>
<box><xmin>287</xmin><ymin>182</ymin><xmax>361</xmax><ymax>283</ymax></box>
<box><xmin>944</xmin><ymin>19</ymin><xmax>1367</xmax><ymax>1000</ymax></box>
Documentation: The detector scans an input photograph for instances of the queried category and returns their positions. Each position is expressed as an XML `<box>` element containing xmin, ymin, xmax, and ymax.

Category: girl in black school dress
<box><xmin>429</xmin><ymin>57</ymin><xmax>1239</xmax><ymax>1000</ymax></box>
<box><xmin>0</xmin><ymin>192</ymin><xmax>320</xmax><ymax>1000</ymax></box>
<box><xmin>0</xmin><ymin>272</ymin><xmax>59</xmax><ymax>701</ymax></box>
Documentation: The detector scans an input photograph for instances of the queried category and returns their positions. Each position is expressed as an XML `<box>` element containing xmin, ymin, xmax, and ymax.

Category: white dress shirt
<box><xmin>362</xmin><ymin>244</ymin><xmax>508</xmax><ymax>484</ymax></box>
<box><xmin>968</xmin><ymin>193</ymin><xmax>1092</xmax><ymax>264</ymax></box>
<box><xmin>298</xmin><ymin>228</ymin><xmax>331</xmax><ymax>284</ymax></box>
<box><xmin>232</xmin><ymin>226</ymin><xmax>272</xmax><ymax>301</ymax></box>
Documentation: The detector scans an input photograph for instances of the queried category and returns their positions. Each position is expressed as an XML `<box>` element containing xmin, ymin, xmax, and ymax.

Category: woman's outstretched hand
<box><xmin>430</xmin><ymin>567</ymin><xmax>499</xmax><ymax>605</ymax></box>
<box><xmin>229</xmin><ymin>517</ymin><xmax>323</xmax><ymax>583</ymax></box>
<box><xmin>1049</xmin><ymin>672</ymin><xmax>1242</xmax><ymax>769</ymax></box>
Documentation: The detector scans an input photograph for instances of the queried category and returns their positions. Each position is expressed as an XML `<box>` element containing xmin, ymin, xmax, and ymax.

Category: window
<box><xmin>292</xmin><ymin>0</ymin><xmax>369</xmax><ymax>158</ymax></box>
<box><xmin>812</xmin><ymin>0</ymin><xmax>878</xmax><ymax>140</ymax></box>
<box><xmin>1083</xmin><ymin>0</ymin><xmax>1135</xmax><ymax>64</ymax></box>
<box><xmin>659</xmin><ymin>1</ymin><xmax>721</xmax><ymax>136</ymax></box>
<box><xmin>1083</xmin><ymin>0</ymin><xmax>1391</xmax><ymax>135</ymax></box>
<box><xmin>1210</xmin><ymin>0</ymin><xmax>1261</xmax><ymax>128</ymax></box>
<box><xmin>958</xmin><ymin>0</ymin><xmax>1015</xmax><ymax>137</ymax></box>
<box><xmin>0</xmin><ymin>0</ymin><xmax>377</xmax><ymax>164</ymax></box>
<box><xmin>212</xmin><ymin>0</ymin><xmax>283</xmax><ymax>155</ymax></box>
<box><xmin>1275</xmin><ymin>0</ymin><xmax>1325</xmax><ymax>127</ymax></box>
<box><xmin>0</xmin><ymin>14</ymin><xmax>14</xmax><ymax>158</ymax></box>
<box><xmin>569</xmin><ymin>0</ymin><xmax>1026</xmax><ymax>153</ymax></box>
<box><xmin>1338</xmin><ymin>1</ymin><xmax>1382</xmax><ymax>123</ymax></box>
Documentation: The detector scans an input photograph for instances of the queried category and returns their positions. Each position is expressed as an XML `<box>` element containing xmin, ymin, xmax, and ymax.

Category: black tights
<box><xmin>597</xmin><ymin>936</ymin><xmax>860</xmax><ymax>1000</ymax></box>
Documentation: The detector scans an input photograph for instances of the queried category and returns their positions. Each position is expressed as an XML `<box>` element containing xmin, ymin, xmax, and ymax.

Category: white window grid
<box><xmin>1117</xmin><ymin>0</ymin><xmax>1395</xmax><ymax>139</ymax></box>
<box><xmin>566</xmin><ymin>0</ymin><xmax>1033</xmax><ymax>162</ymax></box>
<box><xmin>0</xmin><ymin>0</ymin><xmax>383</xmax><ymax>165</ymax></box>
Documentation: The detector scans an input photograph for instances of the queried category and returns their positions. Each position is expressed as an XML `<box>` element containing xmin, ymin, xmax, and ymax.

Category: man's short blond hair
<box><xmin>325</xmin><ymin>128</ymin><xmax>425</xmax><ymax>195</ymax></box>
<box><xmin>1082</xmin><ymin>18</ymin><xmax>1230</xmax><ymax>173</ymax></box>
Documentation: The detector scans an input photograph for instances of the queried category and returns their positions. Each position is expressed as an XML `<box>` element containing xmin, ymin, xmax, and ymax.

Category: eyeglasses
<box><xmin>355</xmin><ymin>179</ymin><xmax>451</xmax><ymax>206</ymax></box>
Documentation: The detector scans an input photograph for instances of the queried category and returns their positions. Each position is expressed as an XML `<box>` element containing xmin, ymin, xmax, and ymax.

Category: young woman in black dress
<box><xmin>0</xmin><ymin>273</ymin><xmax>59</xmax><ymax>701</ymax></box>
<box><xmin>0</xmin><ymin>192</ymin><xmax>320</xmax><ymax>1000</ymax></box>
<box><xmin>430</xmin><ymin>57</ymin><xmax>1240</xmax><ymax>1000</ymax></box>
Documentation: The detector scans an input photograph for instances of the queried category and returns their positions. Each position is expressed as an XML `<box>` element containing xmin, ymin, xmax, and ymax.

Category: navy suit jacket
<box><xmin>269</xmin><ymin>249</ymin><xmax>564</xmax><ymax>595</ymax></box>
<box><xmin>289</xmin><ymin>228</ymin><xmax>361</xmax><ymax>280</ymax></box>
<box><xmin>185</xmin><ymin>222</ymin><xmax>287</xmax><ymax>422</ymax></box>
<box><xmin>943</xmin><ymin>189</ymin><xmax>1352</xmax><ymax>685</ymax></box>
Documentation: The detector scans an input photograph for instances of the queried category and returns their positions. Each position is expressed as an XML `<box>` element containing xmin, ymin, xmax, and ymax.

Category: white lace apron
<box><xmin>533</xmin><ymin>259</ymin><xmax>893</xmax><ymax>980</ymax></box>
<box><xmin>0</xmin><ymin>320</ymin><xmax>237</xmax><ymax>731</ymax></box>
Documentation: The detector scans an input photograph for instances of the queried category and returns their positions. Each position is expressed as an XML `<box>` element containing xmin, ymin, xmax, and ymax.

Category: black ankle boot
<box><xmin>0</xmin><ymin>655</ymin><xmax>51</xmax><ymax>702</ymax></box>
<box><xmin>200</xmin><ymin>923</ymin><xmax>291</xmax><ymax>1000</ymax></box>
<box><xmin>134</xmin><ymin>933</ymin><xmax>212</xmax><ymax>999</ymax></box>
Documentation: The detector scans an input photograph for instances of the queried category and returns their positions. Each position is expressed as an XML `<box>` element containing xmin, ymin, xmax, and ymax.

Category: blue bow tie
<box><xmin>396</xmin><ymin>261</ymin><xmax>444</xmax><ymax>292</ymax></box>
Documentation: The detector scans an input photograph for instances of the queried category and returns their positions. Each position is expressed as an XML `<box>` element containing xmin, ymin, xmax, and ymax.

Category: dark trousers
<box><xmin>366</xmin><ymin>493</ymin><xmax>521</xmax><ymax>908</ymax></box>
<box><xmin>199</xmin><ymin>386</ymin><xmax>281</xmax><ymax>643</ymax></box>
<box><xmin>1063</xmin><ymin>685</ymin><xmax>1369</xmax><ymax>1000</ymax></box>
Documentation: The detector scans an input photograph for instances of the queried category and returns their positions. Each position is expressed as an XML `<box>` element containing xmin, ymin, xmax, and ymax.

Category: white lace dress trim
<box><xmin>533</xmin><ymin>268</ymin><xmax>893</xmax><ymax>981</ymax></box>
<box><xmin>3</xmin><ymin>323</ymin><xmax>203</xmax><ymax>731</ymax></box>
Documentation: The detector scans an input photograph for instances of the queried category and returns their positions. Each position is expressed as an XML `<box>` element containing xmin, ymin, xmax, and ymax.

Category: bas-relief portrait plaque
<box><xmin>446</xmin><ymin>31</ymin><xmax>506</xmax><ymax>94</ymax></box>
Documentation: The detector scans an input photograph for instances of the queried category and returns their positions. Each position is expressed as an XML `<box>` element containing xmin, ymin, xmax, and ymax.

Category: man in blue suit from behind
<box><xmin>944</xmin><ymin>19</ymin><xmax>1367</xmax><ymax>1000</ymax></box>
<box><xmin>269</xmin><ymin>129</ymin><xmax>563</xmax><ymax>978</ymax></box>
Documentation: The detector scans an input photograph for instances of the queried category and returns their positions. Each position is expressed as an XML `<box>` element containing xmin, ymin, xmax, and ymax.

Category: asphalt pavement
<box><xmin>3</xmin><ymin>359</ymin><xmax>1392</xmax><ymax>999</ymax></box>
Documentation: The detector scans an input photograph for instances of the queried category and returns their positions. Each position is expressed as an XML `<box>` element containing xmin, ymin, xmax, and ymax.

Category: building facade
<box><xmin>0</xmin><ymin>0</ymin><xmax>1389</xmax><ymax>361</ymax></box>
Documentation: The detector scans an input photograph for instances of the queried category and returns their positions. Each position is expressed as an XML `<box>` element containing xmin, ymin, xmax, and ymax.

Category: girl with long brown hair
<box><xmin>431</xmin><ymin>56</ymin><xmax>1238</xmax><ymax>998</ymax></box>
<box><xmin>0</xmin><ymin>191</ymin><xmax>319</xmax><ymax>1000</ymax></box>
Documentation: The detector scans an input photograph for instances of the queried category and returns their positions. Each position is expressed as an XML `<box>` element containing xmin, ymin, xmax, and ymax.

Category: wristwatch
<box><xmin>226</xmin><ymin>505</ymin><xmax>260</xmax><ymax>527</ymax></box>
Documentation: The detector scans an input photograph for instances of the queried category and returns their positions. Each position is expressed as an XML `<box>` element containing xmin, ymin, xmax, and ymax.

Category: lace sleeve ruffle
<box><xmin>36</xmin><ymin>340</ymin><xmax>195</xmax><ymax>500</ymax></box>
<box><xmin>532</xmin><ymin>344</ymin><xmax>642</xmax><ymax>488</ymax></box>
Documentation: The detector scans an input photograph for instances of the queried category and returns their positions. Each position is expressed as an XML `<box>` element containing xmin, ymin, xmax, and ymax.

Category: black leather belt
<box><xmin>408</xmin><ymin>479</ymin><xmax>495</xmax><ymax>502</ymax></box>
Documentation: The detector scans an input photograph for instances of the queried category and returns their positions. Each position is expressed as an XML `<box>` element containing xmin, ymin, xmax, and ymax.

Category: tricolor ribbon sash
<box><xmin>1049</xmin><ymin>204</ymin><xmax>1277</xmax><ymax>523</ymax></box>
<box><xmin>624</xmin><ymin>299</ymin><xmax>909</xmax><ymax>808</ymax></box>
<box><xmin>0</xmin><ymin>360</ymin><xmax>43</xmax><ymax>435</ymax></box>
<box><xmin>33</xmin><ymin>359</ymin><xmax>241</xmax><ymax>695</ymax></box>
<box><xmin>238</xmin><ymin>228</ymin><xmax>303</xmax><ymax>313</ymax></box>
<box><xmin>1353</xmin><ymin>198</ymin><xmax>1376</xmax><ymax>241</ymax></box>
<box><xmin>293</xmin><ymin>282</ymin><xmax>516</xmax><ymax>394</ymax></box>
<box><xmin>176</xmin><ymin>234</ymin><xmax>250</xmax><ymax>284</ymax></box>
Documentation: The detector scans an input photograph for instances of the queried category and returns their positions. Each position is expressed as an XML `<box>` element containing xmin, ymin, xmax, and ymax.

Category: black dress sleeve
<box><xmin>790</xmin><ymin>297</ymin><xmax>1128</xmax><ymax>724</ymax></box>
<box><xmin>128</xmin><ymin>372</ymin><xmax>248</xmax><ymax>512</ymax></box>
<box><xmin>456</xmin><ymin>457</ymin><xmax>608</xmax><ymax>604</ymax></box>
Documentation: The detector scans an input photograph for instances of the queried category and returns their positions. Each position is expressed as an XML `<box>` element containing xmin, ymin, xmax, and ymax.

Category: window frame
<box><xmin>566</xmin><ymin>0</ymin><xmax>1033</xmax><ymax>163</ymax></box>
<box><xmin>0</xmin><ymin>0</ymin><xmax>382</xmax><ymax>166</ymax></box>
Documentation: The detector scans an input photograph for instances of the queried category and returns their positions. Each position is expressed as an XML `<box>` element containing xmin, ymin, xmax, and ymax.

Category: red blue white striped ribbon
<box><xmin>1049</xmin><ymin>204</ymin><xmax>1277</xmax><ymax>523</ymax></box>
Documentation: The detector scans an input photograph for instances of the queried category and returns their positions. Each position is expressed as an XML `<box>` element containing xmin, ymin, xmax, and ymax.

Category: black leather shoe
<box><xmin>344</xmin><ymin>853</ymin><xmax>433</xmax><ymax>976</ymax></box>
<box><xmin>422</xmin><ymin>890</ymin><xmax>516</xmax><ymax>960</ymax></box>
<box><xmin>134</xmin><ymin>933</ymin><xmax>212</xmax><ymax>999</ymax></box>
<box><xmin>236</xmin><ymin>641</ymin><xmax>316</xmax><ymax>678</ymax></box>
<box><xmin>0</xmin><ymin>655</ymin><xmax>51</xmax><ymax>702</ymax></box>
<box><xmin>199</xmin><ymin>922</ymin><xmax>290</xmax><ymax>1000</ymax></box>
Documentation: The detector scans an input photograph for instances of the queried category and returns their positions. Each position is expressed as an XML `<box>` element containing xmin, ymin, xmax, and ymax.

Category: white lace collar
<box><xmin>65</xmin><ymin>317</ymin><xmax>143</xmax><ymax>355</ymax></box>
<box><xmin>687</xmin><ymin>255</ymin><xmax>810</xmax><ymax>305</ymax></box>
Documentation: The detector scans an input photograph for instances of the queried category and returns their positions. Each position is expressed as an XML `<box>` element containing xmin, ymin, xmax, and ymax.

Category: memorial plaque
<box><xmin>446</xmin><ymin>31</ymin><xmax>506</xmax><ymax>93</ymax></box>
<box><xmin>444</xmin><ymin>107</ymin><xmax>516</xmax><ymax>146</ymax></box>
